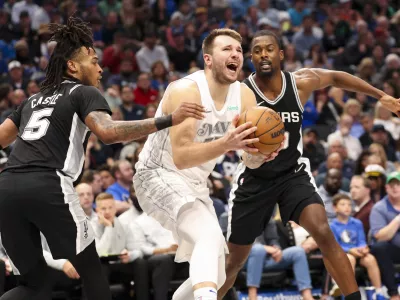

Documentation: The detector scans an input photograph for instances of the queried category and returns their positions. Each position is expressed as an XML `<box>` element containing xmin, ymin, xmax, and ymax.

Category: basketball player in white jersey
<box><xmin>133</xmin><ymin>29</ymin><xmax>279</xmax><ymax>300</ymax></box>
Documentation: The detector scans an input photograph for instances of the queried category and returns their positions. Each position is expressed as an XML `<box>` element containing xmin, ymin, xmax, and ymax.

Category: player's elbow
<box><xmin>96</xmin><ymin>131</ymin><xmax>116</xmax><ymax>145</ymax></box>
<box><xmin>173</xmin><ymin>153</ymin><xmax>189</xmax><ymax>170</ymax></box>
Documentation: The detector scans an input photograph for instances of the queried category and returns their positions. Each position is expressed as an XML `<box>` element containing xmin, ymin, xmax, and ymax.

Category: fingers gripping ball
<box><xmin>238</xmin><ymin>107</ymin><xmax>285</xmax><ymax>155</ymax></box>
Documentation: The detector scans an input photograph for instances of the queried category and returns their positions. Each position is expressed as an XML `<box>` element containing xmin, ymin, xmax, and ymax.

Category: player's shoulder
<box><xmin>165</xmin><ymin>78</ymin><xmax>201</xmax><ymax>104</ymax></box>
<box><xmin>68</xmin><ymin>84</ymin><xmax>102</xmax><ymax>97</ymax></box>
<box><xmin>292</xmin><ymin>68</ymin><xmax>322</xmax><ymax>86</ymax></box>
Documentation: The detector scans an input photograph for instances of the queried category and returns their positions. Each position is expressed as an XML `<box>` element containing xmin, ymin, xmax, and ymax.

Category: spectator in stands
<box><xmin>26</xmin><ymin>80</ymin><xmax>39</xmax><ymax>97</ymax></box>
<box><xmin>353</xmin><ymin>149</ymin><xmax>371</xmax><ymax>175</ymax></box>
<box><xmin>327</xmin><ymin>114</ymin><xmax>362</xmax><ymax>161</ymax></box>
<box><xmin>359</xmin><ymin>112</ymin><xmax>375</xmax><ymax>148</ymax></box>
<box><xmin>119</xmin><ymin>85</ymin><xmax>145</xmax><ymax>121</ymax></box>
<box><xmin>133</xmin><ymin>72</ymin><xmax>159</xmax><ymax>106</ymax></box>
<box><xmin>93</xmin><ymin>193</ymin><xmax>148</xmax><ymax>300</ymax></box>
<box><xmin>168</xmin><ymin>28</ymin><xmax>196</xmax><ymax>74</ymax></box>
<box><xmin>143</xmin><ymin>103</ymin><xmax>157</xmax><ymax>119</ymax></box>
<box><xmin>374</xmin><ymin>102</ymin><xmax>400</xmax><ymax>141</ymax></box>
<box><xmin>302</xmin><ymin>128</ymin><xmax>326</xmax><ymax>173</ymax></box>
<box><xmin>150</xmin><ymin>61</ymin><xmax>169</xmax><ymax>93</ymax></box>
<box><xmin>107</xmin><ymin>58</ymin><xmax>137</xmax><ymax>89</ymax></box>
<box><xmin>319</xmin><ymin>168</ymin><xmax>349</xmax><ymax>222</ymax></box>
<box><xmin>2</xmin><ymin>60</ymin><xmax>28</xmax><ymax>91</ymax></box>
<box><xmin>81</xmin><ymin>169</ymin><xmax>104</xmax><ymax>198</ymax></box>
<box><xmin>315</xmin><ymin>88</ymin><xmax>342</xmax><ymax>128</ymax></box>
<box><xmin>342</xmin><ymin>99</ymin><xmax>364</xmax><ymax>138</ymax></box>
<box><xmin>129</xmin><ymin>202</ymin><xmax>177</xmax><ymax>300</ymax></box>
<box><xmin>350</xmin><ymin>176</ymin><xmax>373</xmax><ymax>235</ymax></box>
<box><xmin>370</xmin><ymin>171</ymin><xmax>400</xmax><ymax>300</ymax></box>
<box><xmin>288</xmin><ymin>0</ymin><xmax>310</xmax><ymax>28</ymax></box>
<box><xmin>329</xmin><ymin>194</ymin><xmax>382</xmax><ymax>298</ymax></box>
<box><xmin>370</xmin><ymin>124</ymin><xmax>397</xmax><ymax>162</ymax></box>
<box><xmin>136</xmin><ymin>31</ymin><xmax>170</xmax><ymax>73</ymax></box>
<box><xmin>365</xmin><ymin>164</ymin><xmax>387</xmax><ymax>203</ymax></box>
<box><xmin>0</xmin><ymin>84</ymin><xmax>12</xmax><ymax>121</ymax></box>
<box><xmin>246</xmin><ymin>218</ymin><xmax>314</xmax><ymax>300</ymax></box>
<box><xmin>76</xmin><ymin>183</ymin><xmax>97</xmax><ymax>221</ymax></box>
<box><xmin>106</xmin><ymin>160</ymin><xmax>134</xmax><ymax>214</ymax></box>
<box><xmin>292</xmin><ymin>15</ymin><xmax>321</xmax><ymax>59</ymax></box>
<box><xmin>98</xmin><ymin>165</ymin><xmax>115</xmax><ymax>191</ymax></box>
<box><xmin>315</xmin><ymin>153</ymin><xmax>350</xmax><ymax>191</ymax></box>
<box><xmin>318</xmin><ymin>139</ymin><xmax>354</xmax><ymax>180</ymax></box>
<box><xmin>283</xmin><ymin>44</ymin><xmax>303</xmax><ymax>72</ymax></box>
<box><xmin>85</xmin><ymin>133</ymin><xmax>114</xmax><ymax>170</ymax></box>
<box><xmin>102</xmin><ymin>32</ymin><xmax>128</xmax><ymax>75</ymax></box>
<box><xmin>369</xmin><ymin>143</ymin><xmax>396</xmax><ymax>173</ymax></box>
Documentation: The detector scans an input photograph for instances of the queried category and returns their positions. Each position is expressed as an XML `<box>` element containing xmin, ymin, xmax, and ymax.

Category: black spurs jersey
<box><xmin>5</xmin><ymin>79</ymin><xmax>111</xmax><ymax>182</ymax></box>
<box><xmin>243</xmin><ymin>71</ymin><xmax>304</xmax><ymax>179</ymax></box>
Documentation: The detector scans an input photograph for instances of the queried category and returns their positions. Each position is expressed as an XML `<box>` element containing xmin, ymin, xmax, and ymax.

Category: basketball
<box><xmin>238</xmin><ymin>107</ymin><xmax>285</xmax><ymax>155</ymax></box>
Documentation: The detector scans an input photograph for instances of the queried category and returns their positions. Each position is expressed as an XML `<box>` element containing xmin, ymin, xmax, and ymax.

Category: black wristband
<box><xmin>155</xmin><ymin>114</ymin><xmax>173</xmax><ymax>131</ymax></box>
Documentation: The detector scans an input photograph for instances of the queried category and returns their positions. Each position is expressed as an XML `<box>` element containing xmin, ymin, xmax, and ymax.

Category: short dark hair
<box><xmin>251</xmin><ymin>30</ymin><xmax>282</xmax><ymax>50</ymax></box>
<box><xmin>80</xmin><ymin>169</ymin><xmax>99</xmax><ymax>184</ymax></box>
<box><xmin>202</xmin><ymin>28</ymin><xmax>242</xmax><ymax>55</ymax></box>
<box><xmin>332</xmin><ymin>193</ymin><xmax>351</xmax><ymax>207</ymax></box>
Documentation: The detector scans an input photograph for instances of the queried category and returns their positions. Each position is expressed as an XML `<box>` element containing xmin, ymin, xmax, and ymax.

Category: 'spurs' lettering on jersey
<box><xmin>243</xmin><ymin>71</ymin><xmax>304</xmax><ymax>179</ymax></box>
<box><xmin>5</xmin><ymin>80</ymin><xmax>111</xmax><ymax>183</ymax></box>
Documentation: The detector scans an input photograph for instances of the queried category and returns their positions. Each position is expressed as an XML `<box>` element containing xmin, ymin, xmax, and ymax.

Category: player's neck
<box><xmin>205</xmin><ymin>70</ymin><xmax>230</xmax><ymax>105</ymax></box>
<box><xmin>254</xmin><ymin>71</ymin><xmax>283</xmax><ymax>97</ymax></box>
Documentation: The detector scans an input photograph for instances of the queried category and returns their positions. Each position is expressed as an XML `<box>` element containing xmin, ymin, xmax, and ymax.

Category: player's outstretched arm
<box><xmin>295</xmin><ymin>68</ymin><xmax>400</xmax><ymax>116</ymax></box>
<box><xmin>0</xmin><ymin>119</ymin><xmax>18</xmax><ymax>149</ymax></box>
<box><xmin>168</xmin><ymin>82</ymin><xmax>259</xmax><ymax>170</ymax></box>
<box><xmin>85</xmin><ymin>102</ymin><xmax>205</xmax><ymax>144</ymax></box>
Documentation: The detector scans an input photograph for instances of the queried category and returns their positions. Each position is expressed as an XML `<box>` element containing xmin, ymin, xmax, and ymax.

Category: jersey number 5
<box><xmin>21</xmin><ymin>108</ymin><xmax>54</xmax><ymax>141</ymax></box>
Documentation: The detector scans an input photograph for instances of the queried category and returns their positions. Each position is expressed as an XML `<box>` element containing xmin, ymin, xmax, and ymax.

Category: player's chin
<box><xmin>223</xmin><ymin>69</ymin><xmax>239</xmax><ymax>83</ymax></box>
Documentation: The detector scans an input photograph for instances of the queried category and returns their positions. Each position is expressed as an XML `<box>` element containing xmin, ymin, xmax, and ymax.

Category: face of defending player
<box><xmin>204</xmin><ymin>35</ymin><xmax>243</xmax><ymax>84</ymax></box>
<box><xmin>251</xmin><ymin>35</ymin><xmax>283</xmax><ymax>78</ymax></box>
<box><xmin>67</xmin><ymin>47</ymin><xmax>103</xmax><ymax>88</ymax></box>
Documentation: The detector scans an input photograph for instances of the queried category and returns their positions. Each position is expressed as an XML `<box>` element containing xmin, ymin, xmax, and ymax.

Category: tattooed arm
<box><xmin>85</xmin><ymin>102</ymin><xmax>205</xmax><ymax>144</ymax></box>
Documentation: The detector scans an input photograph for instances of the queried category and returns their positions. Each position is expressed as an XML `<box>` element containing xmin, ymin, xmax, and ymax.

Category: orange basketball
<box><xmin>237</xmin><ymin>107</ymin><xmax>285</xmax><ymax>155</ymax></box>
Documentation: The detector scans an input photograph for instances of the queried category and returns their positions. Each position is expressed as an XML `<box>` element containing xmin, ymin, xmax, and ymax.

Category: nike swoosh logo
<box><xmin>295</xmin><ymin>164</ymin><xmax>303</xmax><ymax>173</ymax></box>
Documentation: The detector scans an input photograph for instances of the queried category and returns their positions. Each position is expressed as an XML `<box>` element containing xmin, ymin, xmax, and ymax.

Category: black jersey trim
<box><xmin>248</xmin><ymin>71</ymin><xmax>286</xmax><ymax>105</ymax></box>
<box><xmin>289</xmin><ymin>72</ymin><xmax>304</xmax><ymax>113</ymax></box>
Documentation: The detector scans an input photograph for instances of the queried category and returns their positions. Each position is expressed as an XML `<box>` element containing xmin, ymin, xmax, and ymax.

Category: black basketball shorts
<box><xmin>227</xmin><ymin>158</ymin><xmax>324</xmax><ymax>245</ymax></box>
<box><xmin>0</xmin><ymin>169</ymin><xmax>94</xmax><ymax>275</ymax></box>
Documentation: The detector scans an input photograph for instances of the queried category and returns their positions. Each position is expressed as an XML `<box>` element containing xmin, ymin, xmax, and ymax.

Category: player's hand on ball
<box><xmin>63</xmin><ymin>261</ymin><xmax>80</xmax><ymax>279</ymax></box>
<box><xmin>263</xmin><ymin>135</ymin><xmax>286</xmax><ymax>162</ymax></box>
<box><xmin>379</xmin><ymin>95</ymin><xmax>400</xmax><ymax>117</ymax></box>
<box><xmin>223</xmin><ymin>115</ymin><xmax>259</xmax><ymax>152</ymax></box>
<box><xmin>171</xmin><ymin>102</ymin><xmax>206</xmax><ymax>124</ymax></box>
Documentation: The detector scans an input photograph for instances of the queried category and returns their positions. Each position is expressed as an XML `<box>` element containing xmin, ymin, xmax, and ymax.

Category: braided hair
<box><xmin>40</xmin><ymin>16</ymin><xmax>94</xmax><ymax>94</ymax></box>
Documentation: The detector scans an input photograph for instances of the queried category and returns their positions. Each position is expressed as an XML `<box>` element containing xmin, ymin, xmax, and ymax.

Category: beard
<box><xmin>257</xmin><ymin>65</ymin><xmax>276</xmax><ymax>78</ymax></box>
<box><xmin>212</xmin><ymin>65</ymin><xmax>236</xmax><ymax>85</ymax></box>
<box><xmin>80</xmin><ymin>66</ymin><xmax>95</xmax><ymax>87</ymax></box>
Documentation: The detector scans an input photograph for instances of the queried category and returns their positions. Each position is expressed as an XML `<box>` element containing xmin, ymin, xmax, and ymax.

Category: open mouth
<box><xmin>226</xmin><ymin>62</ymin><xmax>238</xmax><ymax>73</ymax></box>
<box><xmin>260</xmin><ymin>61</ymin><xmax>271</xmax><ymax>70</ymax></box>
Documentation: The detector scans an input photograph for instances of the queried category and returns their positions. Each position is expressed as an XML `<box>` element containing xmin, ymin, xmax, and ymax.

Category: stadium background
<box><xmin>1</xmin><ymin>0</ymin><xmax>400</xmax><ymax>299</ymax></box>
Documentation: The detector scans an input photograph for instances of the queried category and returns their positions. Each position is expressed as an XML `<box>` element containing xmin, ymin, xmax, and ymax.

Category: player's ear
<box><xmin>203</xmin><ymin>53</ymin><xmax>212</xmax><ymax>67</ymax></box>
<box><xmin>279</xmin><ymin>50</ymin><xmax>284</xmax><ymax>61</ymax></box>
<box><xmin>67</xmin><ymin>60</ymin><xmax>79</xmax><ymax>74</ymax></box>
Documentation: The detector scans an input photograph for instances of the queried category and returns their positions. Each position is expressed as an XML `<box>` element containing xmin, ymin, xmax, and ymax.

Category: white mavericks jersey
<box><xmin>136</xmin><ymin>70</ymin><xmax>242</xmax><ymax>184</ymax></box>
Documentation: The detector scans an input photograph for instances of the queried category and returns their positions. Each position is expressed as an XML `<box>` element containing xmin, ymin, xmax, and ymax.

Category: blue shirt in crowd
<box><xmin>370</xmin><ymin>196</ymin><xmax>400</xmax><ymax>248</ymax></box>
<box><xmin>330</xmin><ymin>217</ymin><xmax>366</xmax><ymax>253</ymax></box>
<box><xmin>106</xmin><ymin>182</ymin><xmax>130</xmax><ymax>202</ymax></box>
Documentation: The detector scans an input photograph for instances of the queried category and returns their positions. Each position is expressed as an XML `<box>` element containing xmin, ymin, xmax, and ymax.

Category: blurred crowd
<box><xmin>1</xmin><ymin>0</ymin><xmax>400</xmax><ymax>299</ymax></box>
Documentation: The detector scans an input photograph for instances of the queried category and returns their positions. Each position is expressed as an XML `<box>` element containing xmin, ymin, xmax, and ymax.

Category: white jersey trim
<box><xmin>289</xmin><ymin>72</ymin><xmax>304</xmax><ymax>113</ymax></box>
<box><xmin>248</xmin><ymin>71</ymin><xmax>286</xmax><ymax>105</ymax></box>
